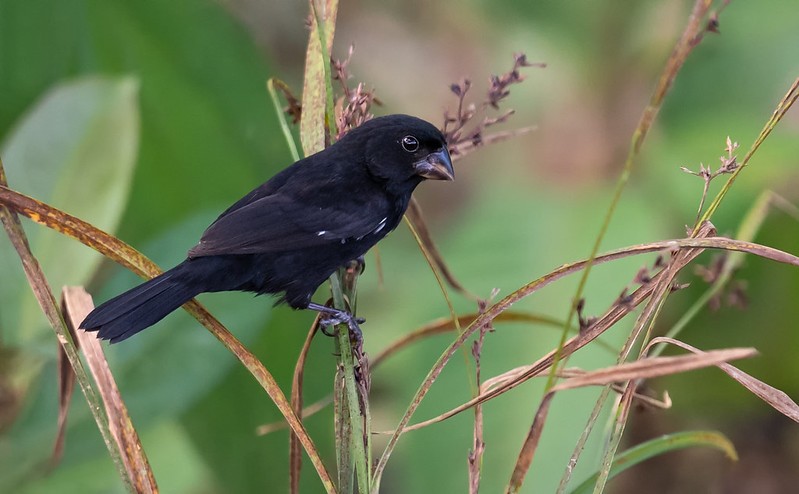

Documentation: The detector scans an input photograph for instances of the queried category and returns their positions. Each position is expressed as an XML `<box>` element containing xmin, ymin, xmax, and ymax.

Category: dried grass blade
<box><xmin>0</xmin><ymin>185</ymin><xmax>158</xmax><ymax>276</ymax></box>
<box><xmin>63</xmin><ymin>287</ymin><xmax>158</xmax><ymax>493</ymax></box>
<box><xmin>647</xmin><ymin>337</ymin><xmax>799</xmax><ymax>423</ymax></box>
<box><xmin>592</xmin><ymin>226</ymin><xmax>696</xmax><ymax>493</ymax></box>
<box><xmin>555</xmin><ymin>349</ymin><xmax>756</xmax><ymax>392</ymax></box>
<box><xmin>257</xmin><ymin>397</ymin><xmax>333</xmax><ymax>436</ymax></box>
<box><xmin>405</xmin><ymin>198</ymin><xmax>479</xmax><ymax>300</ymax></box>
<box><xmin>372</xmin><ymin>229</ymin><xmax>715</xmax><ymax>483</ymax></box>
<box><xmin>262</xmin><ymin>310</ymin><xmax>565</xmax><ymax>439</ymax></box>
<box><xmin>549</xmin><ymin>0</ymin><xmax>717</xmax><ymax>396</ymax></box>
<box><xmin>507</xmin><ymin>348</ymin><xmax>755</xmax><ymax>493</ymax></box>
<box><xmin>373</xmin><ymin>311</ymin><xmax>563</xmax><ymax>368</ymax></box>
<box><xmin>379</xmin><ymin>232</ymin><xmax>711</xmax><ymax>438</ymax></box>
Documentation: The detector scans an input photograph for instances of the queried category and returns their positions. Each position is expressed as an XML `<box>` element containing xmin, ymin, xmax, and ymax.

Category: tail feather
<box><xmin>81</xmin><ymin>263</ymin><xmax>202</xmax><ymax>343</ymax></box>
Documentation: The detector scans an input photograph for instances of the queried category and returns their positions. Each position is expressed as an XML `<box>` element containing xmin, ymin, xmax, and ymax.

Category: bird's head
<box><xmin>350</xmin><ymin>115</ymin><xmax>454</xmax><ymax>191</ymax></box>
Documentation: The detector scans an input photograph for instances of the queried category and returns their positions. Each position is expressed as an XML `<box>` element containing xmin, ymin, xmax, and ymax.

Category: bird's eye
<box><xmin>401</xmin><ymin>135</ymin><xmax>419</xmax><ymax>153</ymax></box>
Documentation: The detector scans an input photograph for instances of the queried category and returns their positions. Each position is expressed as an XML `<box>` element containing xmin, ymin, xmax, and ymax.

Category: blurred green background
<box><xmin>1</xmin><ymin>1</ymin><xmax>798</xmax><ymax>492</ymax></box>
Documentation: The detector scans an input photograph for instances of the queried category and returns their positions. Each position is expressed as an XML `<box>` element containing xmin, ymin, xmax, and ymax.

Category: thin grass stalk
<box><xmin>403</xmin><ymin>215</ymin><xmax>477</xmax><ymax>395</ymax></box>
<box><xmin>545</xmin><ymin>0</ymin><xmax>715</xmax><ymax>394</ymax></box>
<box><xmin>551</xmin><ymin>3</ymin><xmax>723</xmax><ymax>488</ymax></box>
<box><xmin>371</xmin><ymin>234</ymin><xmax>720</xmax><ymax>487</ymax></box>
<box><xmin>697</xmin><ymin>77</ymin><xmax>799</xmax><ymax>229</ymax></box>
<box><xmin>266</xmin><ymin>78</ymin><xmax>301</xmax><ymax>162</ymax></box>
<box><xmin>651</xmin><ymin>190</ymin><xmax>774</xmax><ymax>359</ymax></box>
<box><xmin>506</xmin><ymin>349</ymin><xmax>755</xmax><ymax>493</ymax></box>
<box><xmin>360</xmin><ymin>234</ymin><xmax>799</xmax><ymax>442</ymax></box>
<box><xmin>334</xmin><ymin>363</ymin><xmax>353</xmax><ymax>493</ymax></box>
<box><xmin>591</xmin><ymin>234</ymin><xmax>695</xmax><ymax>493</ymax></box>
<box><xmin>516</xmin><ymin>242</ymin><xmax>687</xmax><ymax>492</ymax></box>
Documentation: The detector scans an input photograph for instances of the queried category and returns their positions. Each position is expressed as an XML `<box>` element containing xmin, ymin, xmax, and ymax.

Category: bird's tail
<box><xmin>80</xmin><ymin>261</ymin><xmax>202</xmax><ymax>343</ymax></box>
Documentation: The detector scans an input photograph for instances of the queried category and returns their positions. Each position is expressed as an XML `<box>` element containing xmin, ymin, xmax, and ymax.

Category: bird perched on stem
<box><xmin>81</xmin><ymin>114</ymin><xmax>454</xmax><ymax>343</ymax></box>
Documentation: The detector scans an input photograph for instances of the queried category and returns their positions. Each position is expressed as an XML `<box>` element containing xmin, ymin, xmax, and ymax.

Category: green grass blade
<box><xmin>266</xmin><ymin>78</ymin><xmax>301</xmax><ymax>162</ymax></box>
<box><xmin>568</xmin><ymin>431</ymin><xmax>737</xmax><ymax>494</ymax></box>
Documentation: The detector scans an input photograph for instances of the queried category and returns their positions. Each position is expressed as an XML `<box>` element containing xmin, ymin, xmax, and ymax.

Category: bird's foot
<box><xmin>307</xmin><ymin>302</ymin><xmax>365</xmax><ymax>346</ymax></box>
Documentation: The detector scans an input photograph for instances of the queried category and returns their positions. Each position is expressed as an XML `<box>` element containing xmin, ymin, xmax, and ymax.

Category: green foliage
<box><xmin>0</xmin><ymin>77</ymin><xmax>139</xmax><ymax>345</ymax></box>
<box><xmin>2</xmin><ymin>1</ymin><xmax>799</xmax><ymax>493</ymax></box>
<box><xmin>0</xmin><ymin>1</ymin><xmax>290</xmax><ymax>492</ymax></box>
<box><xmin>0</xmin><ymin>0</ymin><xmax>289</xmax><ymax>242</ymax></box>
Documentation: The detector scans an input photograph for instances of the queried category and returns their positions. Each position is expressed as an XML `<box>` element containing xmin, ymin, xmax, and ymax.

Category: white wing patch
<box><xmin>373</xmin><ymin>217</ymin><xmax>388</xmax><ymax>234</ymax></box>
<box><xmin>315</xmin><ymin>217</ymin><xmax>388</xmax><ymax>245</ymax></box>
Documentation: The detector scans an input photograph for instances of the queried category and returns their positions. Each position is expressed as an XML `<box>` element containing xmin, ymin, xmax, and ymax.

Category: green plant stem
<box><xmin>330</xmin><ymin>272</ymin><xmax>371</xmax><ymax>493</ymax></box>
<box><xmin>696</xmin><ymin>77</ymin><xmax>799</xmax><ymax>230</ymax></box>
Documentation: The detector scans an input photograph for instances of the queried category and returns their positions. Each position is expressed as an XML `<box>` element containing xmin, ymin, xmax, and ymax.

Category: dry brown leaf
<box><xmin>552</xmin><ymin>348</ymin><xmax>756</xmax><ymax>392</ymax></box>
<box><xmin>62</xmin><ymin>287</ymin><xmax>158</xmax><ymax>493</ymax></box>
<box><xmin>647</xmin><ymin>337</ymin><xmax>799</xmax><ymax>423</ymax></box>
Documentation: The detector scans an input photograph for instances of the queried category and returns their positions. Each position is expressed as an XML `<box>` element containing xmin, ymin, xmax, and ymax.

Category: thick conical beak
<box><xmin>414</xmin><ymin>148</ymin><xmax>454</xmax><ymax>181</ymax></box>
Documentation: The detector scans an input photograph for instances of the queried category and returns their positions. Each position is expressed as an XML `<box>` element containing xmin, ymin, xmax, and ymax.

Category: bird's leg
<box><xmin>307</xmin><ymin>302</ymin><xmax>365</xmax><ymax>345</ymax></box>
<box><xmin>352</xmin><ymin>255</ymin><xmax>366</xmax><ymax>274</ymax></box>
<box><xmin>339</xmin><ymin>256</ymin><xmax>365</xmax><ymax>296</ymax></box>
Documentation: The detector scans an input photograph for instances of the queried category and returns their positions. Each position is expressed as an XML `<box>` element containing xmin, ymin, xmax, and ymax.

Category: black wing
<box><xmin>187</xmin><ymin>189</ymin><xmax>391</xmax><ymax>257</ymax></box>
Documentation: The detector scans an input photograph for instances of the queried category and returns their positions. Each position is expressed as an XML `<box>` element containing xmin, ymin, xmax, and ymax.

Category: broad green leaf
<box><xmin>0</xmin><ymin>0</ymin><xmax>289</xmax><ymax>243</ymax></box>
<box><xmin>0</xmin><ymin>76</ymin><xmax>139</xmax><ymax>344</ymax></box>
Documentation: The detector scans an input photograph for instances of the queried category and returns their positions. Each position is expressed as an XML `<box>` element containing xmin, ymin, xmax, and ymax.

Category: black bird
<box><xmin>80</xmin><ymin>114</ymin><xmax>454</xmax><ymax>343</ymax></box>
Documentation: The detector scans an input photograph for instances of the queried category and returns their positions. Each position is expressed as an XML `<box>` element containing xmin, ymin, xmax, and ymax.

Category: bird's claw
<box><xmin>319</xmin><ymin>313</ymin><xmax>363</xmax><ymax>346</ymax></box>
<box><xmin>308</xmin><ymin>302</ymin><xmax>364</xmax><ymax>346</ymax></box>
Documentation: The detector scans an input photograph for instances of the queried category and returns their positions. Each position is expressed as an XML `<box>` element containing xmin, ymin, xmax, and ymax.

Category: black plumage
<box><xmin>80</xmin><ymin>114</ymin><xmax>454</xmax><ymax>342</ymax></box>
